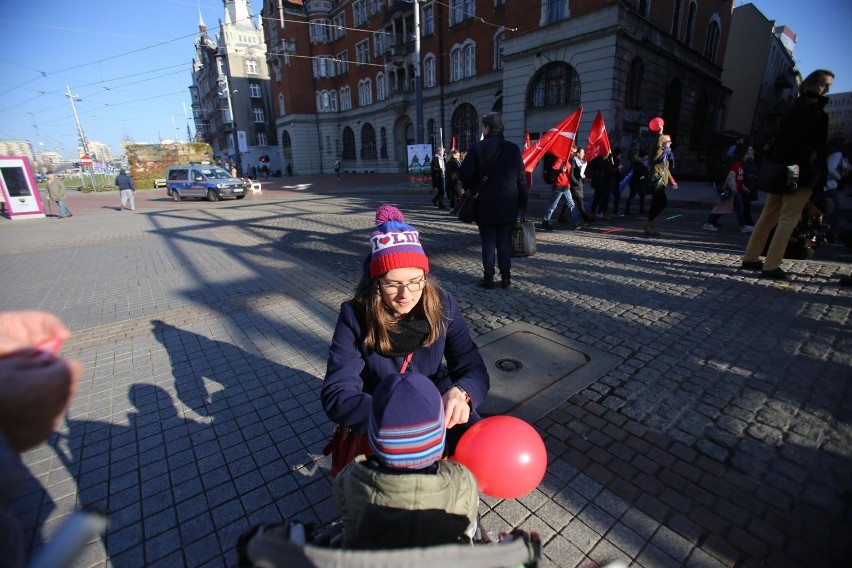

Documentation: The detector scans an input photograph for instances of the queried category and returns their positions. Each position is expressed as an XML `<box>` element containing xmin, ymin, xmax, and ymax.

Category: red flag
<box><xmin>451</xmin><ymin>137</ymin><xmax>456</xmax><ymax>151</ymax></box>
<box><xmin>585</xmin><ymin>110</ymin><xmax>611</xmax><ymax>162</ymax></box>
<box><xmin>524</xmin><ymin>129</ymin><xmax>531</xmax><ymax>150</ymax></box>
<box><xmin>521</xmin><ymin>108</ymin><xmax>583</xmax><ymax>174</ymax></box>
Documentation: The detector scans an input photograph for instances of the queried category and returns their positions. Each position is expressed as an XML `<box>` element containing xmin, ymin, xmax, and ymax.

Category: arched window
<box><xmin>704</xmin><ymin>20</ymin><xmax>721</xmax><ymax>63</ymax></box>
<box><xmin>376</xmin><ymin>72</ymin><xmax>386</xmax><ymax>101</ymax></box>
<box><xmin>464</xmin><ymin>43</ymin><xmax>475</xmax><ymax>78</ymax></box>
<box><xmin>380</xmin><ymin>127</ymin><xmax>388</xmax><ymax>158</ymax></box>
<box><xmin>493</xmin><ymin>29</ymin><xmax>504</xmax><ymax>69</ymax></box>
<box><xmin>672</xmin><ymin>0</ymin><xmax>683</xmax><ymax>39</ymax></box>
<box><xmin>526</xmin><ymin>62</ymin><xmax>580</xmax><ymax>109</ymax></box>
<box><xmin>626</xmin><ymin>57</ymin><xmax>644</xmax><ymax>108</ymax></box>
<box><xmin>663</xmin><ymin>78</ymin><xmax>682</xmax><ymax>140</ymax></box>
<box><xmin>450</xmin><ymin>47</ymin><xmax>463</xmax><ymax>81</ymax></box>
<box><xmin>685</xmin><ymin>1</ymin><xmax>697</xmax><ymax>47</ymax></box>
<box><xmin>451</xmin><ymin>103</ymin><xmax>478</xmax><ymax>152</ymax></box>
<box><xmin>278</xmin><ymin>93</ymin><xmax>286</xmax><ymax>116</ymax></box>
<box><xmin>361</xmin><ymin>123</ymin><xmax>377</xmax><ymax>159</ymax></box>
<box><xmin>340</xmin><ymin>86</ymin><xmax>352</xmax><ymax>111</ymax></box>
<box><xmin>342</xmin><ymin>126</ymin><xmax>356</xmax><ymax>159</ymax></box>
<box><xmin>330</xmin><ymin>91</ymin><xmax>338</xmax><ymax>111</ymax></box>
<box><xmin>358</xmin><ymin>79</ymin><xmax>373</xmax><ymax>106</ymax></box>
<box><xmin>423</xmin><ymin>54</ymin><xmax>436</xmax><ymax>87</ymax></box>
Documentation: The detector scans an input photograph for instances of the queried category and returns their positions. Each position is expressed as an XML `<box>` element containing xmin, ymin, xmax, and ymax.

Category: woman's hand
<box><xmin>442</xmin><ymin>386</ymin><xmax>470</xmax><ymax>429</ymax></box>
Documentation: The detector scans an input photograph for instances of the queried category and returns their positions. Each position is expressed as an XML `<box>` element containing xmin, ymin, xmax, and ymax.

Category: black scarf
<box><xmin>383</xmin><ymin>316</ymin><xmax>430</xmax><ymax>358</ymax></box>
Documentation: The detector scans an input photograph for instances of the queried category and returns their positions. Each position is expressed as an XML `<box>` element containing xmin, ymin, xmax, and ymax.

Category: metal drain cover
<box><xmin>474</xmin><ymin>322</ymin><xmax>619</xmax><ymax>422</ymax></box>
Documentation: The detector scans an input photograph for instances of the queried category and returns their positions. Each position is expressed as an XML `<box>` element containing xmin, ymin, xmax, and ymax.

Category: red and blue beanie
<box><xmin>368</xmin><ymin>372</ymin><xmax>446</xmax><ymax>469</ymax></box>
<box><xmin>369</xmin><ymin>205</ymin><xmax>429</xmax><ymax>278</ymax></box>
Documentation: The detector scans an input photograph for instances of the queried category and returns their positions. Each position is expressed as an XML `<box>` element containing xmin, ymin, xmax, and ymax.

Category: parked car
<box><xmin>165</xmin><ymin>164</ymin><xmax>246</xmax><ymax>202</ymax></box>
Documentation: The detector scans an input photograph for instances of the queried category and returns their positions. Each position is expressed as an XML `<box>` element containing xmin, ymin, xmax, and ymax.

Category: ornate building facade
<box><xmin>190</xmin><ymin>0</ymin><xmax>279</xmax><ymax>175</ymax></box>
<box><xmin>261</xmin><ymin>0</ymin><xmax>734</xmax><ymax>177</ymax></box>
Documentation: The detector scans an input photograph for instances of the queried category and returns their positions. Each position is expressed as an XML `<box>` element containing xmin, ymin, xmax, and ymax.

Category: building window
<box><xmin>422</xmin><ymin>3</ymin><xmax>434</xmax><ymax>36</ymax></box>
<box><xmin>252</xmin><ymin>107</ymin><xmax>265</xmax><ymax>123</ymax></box>
<box><xmin>704</xmin><ymin>20</ymin><xmax>721</xmax><ymax>63</ymax></box>
<box><xmin>374</xmin><ymin>30</ymin><xmax>390</xmax><ymax>57</ymax></box>
<box><xmin>494</xmin><ymin>30</ymin><xmax>504</xmax><ymax>69</ymax></box>
<box><xmin>272</xmin><ymin>60</ymin><xmax>281</xmax><ymax>82</ymax></box>
<box><xmin>250</xmin><ymin>83</ymin><xmax>261</xmax><ymax>98</ymax></box>
<box><xmin>356</xmin><ymin>40</ymin><xmax>370</xmax><ymax>65</ymax></box>
<box><xmin>626</xmin><ymin>57</ymin><xmax>644</xmax><ymax>109</ymax></box>
<box><xmin>527</xmin><ymin>62</ymin><xmax>580</xmax><ymax>109</ymax></box>
<box><xmin>341</xmin><ymin>86</ymin><xmax>352</xmax><ymax>110</ymax></box>
<box><xmin>451</xmin><ymin>103</ymin><xmax>479</xmax><ymax>151</ymax></box>
<box><xmin>343</xmin><ymin>127</ymin><xmax>356</xmax><ymax>159</ymax></box>
<box><xmin>330</xmin><ymin>91</ymin><xmax>338</xmax><ymax>111</ymax></box>
<box><xmin>278</xmin><ymin>93</ymin><xmax>286</xmax><ymax>115</ymax></box>
<box><xmin>337</xmin><ymin>51</ymin><xmax>349</xmax><ymax>74</ymax></box>
<box><xmin>450</xmin><ymin>47</ymin><xmax>463</xmax><ymax>81</ymax></box>
<box><xmin>359</xmin><ymin>78</ymin><xmax>373</xmax><ymax>106</ymax></box>
<box><xmin>376</xmin><ymin>72</ymin><xmax>386</xmax><ymax>101</ymax></box>
<box><xmin>685</xmin><ymin>1</ymin><xmax>697</xmax><ymax>47</ymax></box>
<box><xmin>361</xmin><ymin>123</ymin><xmax>377</xmax><ymax>159</ymax></box>
<box><xmin>637</xmin><ymin>0</ymin><xmax>648</xmax><ymax>17</ymax></box>
<box><xmin>427</xmin><ymin>118</ymin><xmax>437</xmax><ymax>149</ymax></box>
<box><xmin>464</xmin><ymin>43</ymin><xmax>475</xmax><ymax>78</ymax></box>
<box><xmin>246</xmin><ymin>59</ymin><xmax>258</xmax><ymax>74</ymax></box>
<box><xmin>424</xmin><ymin>55</ymin><xmax>436</xmax><ymax>87</ymax></box>
<box><xmin>672</xmin><ymin>0</ymin><xmax>683</xmax><ymax>39</ymax></box>
<box><xmin>314</xmin><ymin>56</ymin><xmax>335</xmax><ymax>78</ymax></box>
<box><xmin>257</xmin><ymin>132</ymin><xmax>267</xmax><ymax>146</ymax></box>
<box><xmin>310</xmin><ymin>19</ymin><xmax>333</xmax><ymax>43</ymax></box>
<box><xmin>353</xmin><ymin>0</ymin><xmax>366</xmax><ymax>26</ymax></box>
<box><xmin>545</xmin><ymin>0</ymin><xmax>567</xmax><ymax>24</ymax></box>
<box><xmin>450</xmin><ymin>0</ymin><xmax>474</xmax><ymax>25</ymax></box>
<box><xmin>333</xmin><ymin>12</ymin><xmax>346</xmax><ymax>39</ymax></box>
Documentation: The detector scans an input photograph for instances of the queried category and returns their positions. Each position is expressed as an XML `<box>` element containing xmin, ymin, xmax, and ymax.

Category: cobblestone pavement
<box><xmin>1</xmin><ymin>181</ymin><xmax>850</xmax><ymax>567</ymax></box>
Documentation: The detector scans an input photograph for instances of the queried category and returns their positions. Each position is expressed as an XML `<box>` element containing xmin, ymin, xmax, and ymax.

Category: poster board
<box><xmin>0</xmin><ymin>156</ymin><xmax>46</xmax><ymax>220</ymax></box>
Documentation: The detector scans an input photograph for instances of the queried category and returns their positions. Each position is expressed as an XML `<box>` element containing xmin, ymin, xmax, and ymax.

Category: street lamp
<box><xmin>219</xmin><ymin>74</ymin><xmax>242</xmax><ymax>176</ymax></box>
<box><xmin>65</xmin><ymin>85</ymin><xmax>98</xmax><ymax>189</ymax></box>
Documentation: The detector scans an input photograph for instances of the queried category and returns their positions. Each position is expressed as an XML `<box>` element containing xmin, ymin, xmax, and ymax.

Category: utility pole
<box><xmin>413</xmin><ymin>0</ymin><xmax>424</xmax><ymax>145</ymax></box>
<box><xmin>219</xmin><ymin>71</ymin><xmax>241</xmax><ymax>175</ymax></box>
<box><xmin>65</xmin><ymin>85</ymin><xmax>98</xmax><ymax>189</ymax></box>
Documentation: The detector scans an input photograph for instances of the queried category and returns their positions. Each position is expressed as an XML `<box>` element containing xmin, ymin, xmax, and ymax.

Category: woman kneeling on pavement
<box><xmin>322</xmin><ymin>204</ymin><xmax>490</xmax><ymax>459</ymax></box>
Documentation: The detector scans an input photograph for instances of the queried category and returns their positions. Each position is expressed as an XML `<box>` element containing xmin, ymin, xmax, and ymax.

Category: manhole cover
<box><xmin>474</xmin><ymin>322</ymin><xmax>619</xmax><ymax>422</ymax></box>
<box><xmin>495</xmin><ymin>358</ymin><xmax>523</xmax><ymax>372</ymax></box>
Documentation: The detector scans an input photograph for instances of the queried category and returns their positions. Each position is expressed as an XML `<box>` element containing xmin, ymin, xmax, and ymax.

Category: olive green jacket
<box><xmin>333</xmin><ymin>456</ymin><xmax>479</xmax><ymax>549</ymax></box>
<box><xmin>46</xmin><ymin>178</ymin><xmax>66</xmax><ymax>201</ymax></box>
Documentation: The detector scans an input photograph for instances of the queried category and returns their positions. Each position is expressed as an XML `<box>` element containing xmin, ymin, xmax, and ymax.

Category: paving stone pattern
<box><xmin>1</xmin><ymin>190</ymin><xmax>850</xmax><ymax>567</ymax></box>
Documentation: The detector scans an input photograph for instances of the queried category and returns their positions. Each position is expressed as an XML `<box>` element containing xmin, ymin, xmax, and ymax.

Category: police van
<box><xmin>165</xmin><ymin>163</ymin><xmax>246</xmax><ymax>202</ymax></box>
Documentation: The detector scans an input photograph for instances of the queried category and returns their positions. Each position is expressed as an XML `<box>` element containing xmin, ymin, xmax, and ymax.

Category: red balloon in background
<box><xmin>648</xmin><ymin>117</ymin><xmax>665</xmax><ymax>132</ymax></box>
<box><xmin>453</xmin><ymin>416</ymin><xmax>547</xmax><ymax>499</ymax></box>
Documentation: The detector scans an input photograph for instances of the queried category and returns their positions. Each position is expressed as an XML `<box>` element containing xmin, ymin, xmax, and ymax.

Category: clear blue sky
<box><xmin>0</xmin><ymin>1</ymin><xmax>849</xmax><ymax>159</ymax></box>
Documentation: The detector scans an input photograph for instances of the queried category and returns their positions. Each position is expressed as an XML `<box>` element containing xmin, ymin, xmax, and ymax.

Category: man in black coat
<box><xmin>430</xmin><ymin>147</ymin><xmax>447</xmax><ymax>209</ymax></box>
<box><xmin>741</xmin><ymin>69</ymin><xmax>834</xmax><ymax>280</ymax></box>
<box><xmin>459</xmin><ymin>112</ymin><xmax>528</xmax><ymax>289</ymax></box>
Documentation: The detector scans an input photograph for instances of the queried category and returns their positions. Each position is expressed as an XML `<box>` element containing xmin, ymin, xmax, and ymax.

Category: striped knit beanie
<box><xmin>369</xmin><ymin>205</ymin><xmax>429</xmax><ymax>278</ymax></box>
<box><xmin>368</xmin><ymin>373</ymin><xmax>446</xmax><ymax>469</ymax></box>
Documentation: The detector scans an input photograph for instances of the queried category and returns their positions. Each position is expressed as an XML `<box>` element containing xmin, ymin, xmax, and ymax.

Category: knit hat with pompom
<box><xmin>369</xmin><ymin>205</ymin><xmax>429</xmax><ymax>278</ymax></box>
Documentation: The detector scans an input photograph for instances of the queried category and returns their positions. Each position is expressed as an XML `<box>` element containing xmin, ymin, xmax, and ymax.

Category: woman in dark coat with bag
<box><xmin>459</xmin><ymin>112</ymin><xmax>528</xmax><ymax>289</ymax></box>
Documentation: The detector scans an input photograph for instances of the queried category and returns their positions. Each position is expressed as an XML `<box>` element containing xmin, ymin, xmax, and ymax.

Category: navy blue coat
<box><xmin>322</xmin><ymin>292</ymin><xmax>490</xmax><ymax>434</ymax></box>
<box><xmin>459</xmin><ymin>132</ymin><xmax>528</xmax><ymax>225</ymax></box>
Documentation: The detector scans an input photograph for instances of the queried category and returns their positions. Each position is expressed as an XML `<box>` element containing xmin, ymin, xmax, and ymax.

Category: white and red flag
<box><xmin>451</xmin><ymin>136</ymin><xmax>456</xmax><ymax>151</ymax></box>
<box><xmin>521</xmin><ymin>108</ymin><xmax>583</xmax><ymax>173</ymax></box>
<box><xmin>585</xmin><ymin>110</ymin><xmax>611</xmax><ymax>162</ymax></box>
<box><xmin>524</xmin><ymin>129</ymin><xmax>533</xmax><ymax>188</ymax></box>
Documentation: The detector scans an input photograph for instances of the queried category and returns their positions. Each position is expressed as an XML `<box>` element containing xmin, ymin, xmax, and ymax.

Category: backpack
<box><xmin>541</xmin><ymin>153</ymin><xmax>559</xmax><ymax>185</ymax></box>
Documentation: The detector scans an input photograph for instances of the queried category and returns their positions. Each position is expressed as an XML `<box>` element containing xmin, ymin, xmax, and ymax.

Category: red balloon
<box><xmin>453</xmin><ymin>416</ymin><xmax>547</xmax><ymax>499</ymax></box>
<box><xmin>648</xmin><ymin>117</ymin><xmax>665</xmax><ymax>132</ymax></box>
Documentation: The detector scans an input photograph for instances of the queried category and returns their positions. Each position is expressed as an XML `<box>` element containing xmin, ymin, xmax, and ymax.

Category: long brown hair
<box><xmin>353</xmin><ymin>271</ymin><xmax>446</xmax><ymax>354</ymax></box>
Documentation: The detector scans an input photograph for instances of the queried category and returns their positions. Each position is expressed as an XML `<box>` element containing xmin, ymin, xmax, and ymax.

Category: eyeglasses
<box><xmin>378</xmin><ymin>277</ymin><xmax>426</xmax><ymax>293</ymax></box>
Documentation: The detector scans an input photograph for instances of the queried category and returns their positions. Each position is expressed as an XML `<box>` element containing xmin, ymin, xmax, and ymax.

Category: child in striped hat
<box><xmin>332</xmin><ymin>372</ymin><xmax>480</xmax><ymax>548</ymax></box>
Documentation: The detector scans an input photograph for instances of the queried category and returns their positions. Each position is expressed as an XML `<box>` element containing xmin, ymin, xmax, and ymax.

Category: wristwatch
<box><xmin>453</xmin><ymin>384</ymin><xmax>471</xmax><ymax>404</ymax></box>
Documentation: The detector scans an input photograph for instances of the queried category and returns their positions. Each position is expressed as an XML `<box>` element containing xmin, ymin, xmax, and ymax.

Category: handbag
<box><xmin>457</xmin><ymin>145</ymin><xmax>503</xmax><ymax>223</ymax></box>
<box><xmin>510</xmin><ymin>215</ymin><xmax>537</xmax><ymax>257</ymax></box>
<box><xmin>756</xmin><ymin>159</ymin><xmax>799</xmax><ymax>194</ymax></box>
<box><xmin>322</xmin><ymin>353</ymin><xmax>413</xmax><ymax>476</ymax></box>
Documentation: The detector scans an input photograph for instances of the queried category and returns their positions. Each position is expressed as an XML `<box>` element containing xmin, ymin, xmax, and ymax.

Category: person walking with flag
<box><xmin>643</xmin><ymin>119</ymin><xmax>678</xmax><ymax>236</ymax></box>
